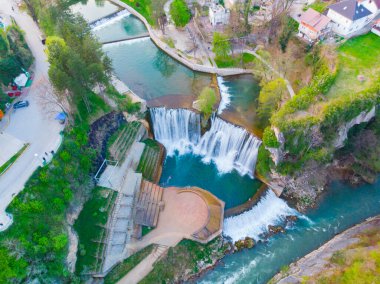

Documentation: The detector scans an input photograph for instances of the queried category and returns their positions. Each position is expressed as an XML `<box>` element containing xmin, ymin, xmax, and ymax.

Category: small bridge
<box><xmin>101</xmin><ymin>33</ymin><xmax>150</xmax><ymax>45</ymax></box>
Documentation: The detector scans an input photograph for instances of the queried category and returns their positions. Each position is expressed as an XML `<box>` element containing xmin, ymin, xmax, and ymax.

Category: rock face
<box><xmin>234</xmin><ymin>237</ymin><xmax>255</xmax><ymax>251</ymax></box>
<box><xmin>266</xmin><ymin>127</ymin><xmax>285</xmax><ymax>166</ymax></box>
<box><xmin>334</xmin><ymin>107</ymin><xmax>376</xmax><ymax>149</ymax></box>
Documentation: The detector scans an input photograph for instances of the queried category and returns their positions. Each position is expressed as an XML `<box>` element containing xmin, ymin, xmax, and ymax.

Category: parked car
<box><xmin>13</xmin><ymin>100</ymin><xmax>29</xmax><ymax>109</ymax></box>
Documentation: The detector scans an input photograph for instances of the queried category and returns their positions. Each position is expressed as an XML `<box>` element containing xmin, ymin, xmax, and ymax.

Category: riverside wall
<box><xmin>108</xmin><ymin>0</ymin><xmax>252</xmax><ymax>76</ymax></box>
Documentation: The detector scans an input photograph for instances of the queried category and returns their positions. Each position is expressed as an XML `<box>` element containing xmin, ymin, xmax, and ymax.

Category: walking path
<box><xmin>243</xmin><ymin>49</ymin><xmax>295</xmax><ymax>97</ymax></box>
<box><xmin>0</xmin><ymin>0</ymin><xmax>64</xmax><ymax>231</ymax></box>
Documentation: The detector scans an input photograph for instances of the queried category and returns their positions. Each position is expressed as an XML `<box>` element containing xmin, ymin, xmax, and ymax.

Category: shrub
<box><xmin>197</xmin><ymin>87</ymin><xmax>217</xmax><ymax>118</ymax></box>
<box><xmin>262</xmin><ymin>127</ymin><xmax>280</xmax><ymax>148</ymax></box>
<box><xmin>170</xmin><ymin>0</ymin><xmax>191</xmax><ymax>27</ymax></box>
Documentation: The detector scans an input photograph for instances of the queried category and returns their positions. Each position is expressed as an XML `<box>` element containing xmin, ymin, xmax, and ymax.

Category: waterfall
<box><xmin>223</xmin><ymin>190</ymin><xmax>299</xmax><ymax>242</ymax></box>
<box><xmin>150</xmin><ymin>108</ymin><xmax>261</xmax><ymax>177</ymax></box>
<box><xmin>217</xmin><ymin>77</ymin><xmax>231</xmax><ymax>114</ymax></box>
<box><xmin>150</xmin><ymin>107</ymin><xmax>200</xmax><ymax>156</ymax></box>
<box><xmin>91</xmin><ymin>9</ymin><xmax>131</xmax><ymax>30</ymax></box>
<box><xmin>102</xmin><ymin>37</ymin><xmax>150</xmax><ymax>47</ymax></box>
<box><xmin>194</xmin><ymin>116</ymin><xmax>261</xmax><ymax>177</ymax></box>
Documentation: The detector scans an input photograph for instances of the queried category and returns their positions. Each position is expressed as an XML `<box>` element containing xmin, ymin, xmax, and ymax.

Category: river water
<box><xmin>72</xmin><ymin>2</ymin><xmax>380</xmax><ymax>283</ymax></box>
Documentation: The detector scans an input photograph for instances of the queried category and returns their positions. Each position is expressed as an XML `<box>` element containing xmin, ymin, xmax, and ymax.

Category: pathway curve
<box><xmin>243</xmin><ymin>49</ymin><xmax>295</xmax><ymax>97</ymax></box>
<box><xmin>0</xmin><ymin>0</ymin><xmax>64</xmax><ymax>231</ymax></box>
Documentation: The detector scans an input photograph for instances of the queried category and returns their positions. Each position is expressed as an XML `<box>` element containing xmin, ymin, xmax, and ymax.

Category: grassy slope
<box><xmin>140</xmin><ymin>238</ymin><xmax>227</xmax><ymax>283</ymax></box>
<box><xmin>327</xmin><ymin>33</ymin><xmax>380</xmax><ymax>99</ymax></box>
<box><xmin>308</xmin><ymin>227</ymin><xmax>380</xmax><ymax>283</ymax></box>
<box><xmin>75</xmin><ymin>187</ymin><xmax>116</xmax><ymax>275</ymax></box>
<box><xmin>0</xmin><ymin>144</ymin><xmax>28</xmax><ymax>175</ymax></box>
<box><xmin>121</xmin><ymin>0</ymin><xmax>154</xmax><ymax>25</ymax></box>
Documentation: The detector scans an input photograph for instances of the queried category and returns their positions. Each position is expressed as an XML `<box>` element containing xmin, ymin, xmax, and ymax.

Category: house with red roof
<box><xmin>298</xmin><ymin>8</ymin><xmax>332</xmax><ymax>41</ymax></box>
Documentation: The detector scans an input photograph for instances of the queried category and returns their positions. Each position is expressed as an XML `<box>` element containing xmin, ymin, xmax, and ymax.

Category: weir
<box><xmin>216</xmin><ymin>76</ymin><xmax>231</xmax><ymax>114</ymax></box>
<box><xmin>149</xmin><ymin>107</ymin><xmax>261</xmax><ymax>177</ymax></box>
<box><xmin>90</xmin><ymin>9</ymin><xmax>130</xmax><ymax>30</ymax></box>
<box><xmin>223</xmin><ymin>190</ymin><xmax>299</xmax><ymax>242</ymax></box>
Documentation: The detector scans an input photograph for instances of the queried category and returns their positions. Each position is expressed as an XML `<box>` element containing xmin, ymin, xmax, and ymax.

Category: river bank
<box><xmin>270</xmin><ymin>215</ymin><xmax>380</xmax><ymax>283</ymax></box>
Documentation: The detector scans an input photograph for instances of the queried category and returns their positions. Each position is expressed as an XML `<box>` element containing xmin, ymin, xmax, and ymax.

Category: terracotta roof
<box><xmin>329</xmin><ymin>0</ymin><xmax>372</xmax><ymax>21</ymax></box>
<box><xmin>299</xmin><ymin>8</ymin><xmax>331</xmax><ymax>32</ymax></box>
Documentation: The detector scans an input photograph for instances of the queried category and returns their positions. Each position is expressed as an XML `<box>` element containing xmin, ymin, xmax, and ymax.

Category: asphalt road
<box><xmin>0</xmin><ymin>0</ymin><xmax>64</xmax><ymax>231</ymax></box>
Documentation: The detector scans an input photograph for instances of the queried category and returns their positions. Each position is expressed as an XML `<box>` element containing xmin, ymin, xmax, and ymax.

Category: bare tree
<box><xmin>151</xmin><ymin>0</ymin><xmax>167</xmax><ymax>34</ymax></box>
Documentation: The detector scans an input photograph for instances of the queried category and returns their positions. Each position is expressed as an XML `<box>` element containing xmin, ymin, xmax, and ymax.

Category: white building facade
<box><xmin>209</xmin><ymin>4</ymin><xmax>230</xmax><ymax>26</ymax></box>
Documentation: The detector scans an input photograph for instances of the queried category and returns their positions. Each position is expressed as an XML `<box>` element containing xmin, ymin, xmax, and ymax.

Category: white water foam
<box><xmin>216</xmin><ymin>76</ymin><xmax>231</xmax><ymax>114</ymax></box>
<box><xmin>223</xmin><ymin>190</ymin><xmax>299</xmax><ymax>242</ymax></box>
<box><xmin>150</xmin><ymin>107</ymin><xmax>200</xmax><ymax>156</ymax></box>
<box><xmin>102</xmin><ymin>37</ymin><xmax>150</xmax><ymax>47</ymax></box>
<box><xmin>91</xmin><ymin>9</ymin><xmax>131</xmax><ymax>31</ymax></box>
<box><xmin>150</xmin><ymin>107</ymin><xmax>261</xmax><ymax>177</ymax></box>
<box><xmin>194</xmin><ymin>116</ymin><xmax>261</xmax><ymax>177</ymax></box>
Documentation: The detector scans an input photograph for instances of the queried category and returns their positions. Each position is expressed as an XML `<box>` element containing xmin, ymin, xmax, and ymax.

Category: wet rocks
<box><xmin>265</xmin><ymin>225</ymin><xmax>285</xmax><ymax>238</ymax></box>
<box><xmin>286</xmin><ymin>215</ymin><xmax>298</xmax><ymax>226</ymax></box>
<box><xmin>234</xmin><ymin>237</ymin><xmax>255</xmax><ymax>251</ymax></box>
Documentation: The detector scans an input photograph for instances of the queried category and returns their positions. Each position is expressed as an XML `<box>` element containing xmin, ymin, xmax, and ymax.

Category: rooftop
<box><xmin>300</xmin><ymin>8</ymin><xmax>331</xmax><ymax>32</ymax></box>
<box><xmin>328</xmin><ymin>0</ymin><xmax>372</xmax><ymax>21</ymax></box>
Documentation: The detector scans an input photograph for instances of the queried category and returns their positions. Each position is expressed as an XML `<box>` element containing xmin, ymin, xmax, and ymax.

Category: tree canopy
<box><xmin>197</xmin><ymin>87</ymin><xmax>217</xmax><ymax>118</ymax></box>
<box><xmin>212</xmin><ymin>32</ymin><xmax>231</xmax><ymax>59</ymax></box>
<box><xmin>257</xmin><ymin>78</ymin><xmax>287</xmax><ymax>127</ymax></box>
<box><xmin>170</xmin><ymin>0</ymin><xmax>191</xmax><ymax>27</ymax></box>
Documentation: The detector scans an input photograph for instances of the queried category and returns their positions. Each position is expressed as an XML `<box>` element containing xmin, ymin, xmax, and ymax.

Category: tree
<box><xmin>212</xmin><ymin>32</ymin><xmax>231</xmax><ymax>59</ymax></box>
<box><xmin>170</xmin><ymin>0</ymin><xmax>191</xmax><ymax>27</ymax></box>
<box><xmin>197</xmin><ymin>87</ymin><xmax>216</xmax><ymax>119</ymax></box>
<box><xmin>257</xmin><ymin>78</ymin><xmax>287</xmax><ymax>127</ymax></box>
<box><xmin>151</xmin><ymin>0</ymin><xmax>167</xmax><ymax>33</ymax></box>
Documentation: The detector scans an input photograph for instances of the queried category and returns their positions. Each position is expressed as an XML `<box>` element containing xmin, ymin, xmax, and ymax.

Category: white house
<box><xmin>209</xmin><ymin>3</ymin><xmax>230</xmax><ymax>26</ymax></box>
<box><xmin>298</xmin><ymin>8</ymin><xmax>332</xmax><ymax>41</ymax></box>
<box><xmin>327</xmin><ymin>0</ymin><xmax>373</xmax><ymax>36</ymax></box>
<box><xmin>362</xmin><ymin>0</ymin><xmax>380</xmax><ymax>15</ymax></box>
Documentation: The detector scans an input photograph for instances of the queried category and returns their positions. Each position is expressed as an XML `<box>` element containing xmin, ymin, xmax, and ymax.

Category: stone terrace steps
<box><xmin>134</xmin><ymin>180</ymin><xmax>164</xmax><ymax>228</ymax></box>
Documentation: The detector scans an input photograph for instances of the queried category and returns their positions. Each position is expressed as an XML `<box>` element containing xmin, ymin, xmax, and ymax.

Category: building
<box><xmin>327</xmin><ymin>0</ymin><xmax>373</xmax><ymax>36</ymax></box>
<box><xmin>298</xmin><ymin>8</ymin><xmax>331</xmax><ymax>41</ymax></box>
<box><xmin>362</xmin><ymin>0</ymin><xmax>380</xmax><ymax>15</ymax></box>
<box><xmin>209</xmin><ymin>3</ymin><xmax>230</xmax><ymax>26</ymax></box>
<box><xmin>372</xmin><ymin>18</ymin><xmax>380</xmax><ymax>35</ymax></box>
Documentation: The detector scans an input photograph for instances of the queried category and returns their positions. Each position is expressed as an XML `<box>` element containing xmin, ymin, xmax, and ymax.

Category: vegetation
<box><xmin>197</xmin><ymin>86</ymin><xmax>217</xmax><ymax>119</ymax></box>
<box><xmin>0</xmin><ymin>0</ymin><xmax>119</xmax><ymax>282</ymax></box>
<box><xmin>0</xmin><ymin>144</ymin><xmax>28</xmax><ymax>175</ymax></box>
<box><xmin>262</xmin><ymin>128</ymin><xmax>279</xmax><ymax>148</ymax></box>
<box><xmin>170</xmin><ymin>0</ymin><xmax>191</xmax><ymax>27</ymax></box>
<box><xmin>308</xmin><ymin>227</ymin><xmax>380</xmax><ymax>283</ymax></box>
<box><xmin>75</xmin><ymin>187</ymin><xmax>117</xmax><ymax>275</ymax></box>
<box><xmin>255</xmin><ymin>145</ymin><xmax>273</xmax><ymax>178</ymax></box>
<box><xmin>212</xmin><ymin>32</ymin><xmax>231</xmax><ymax>61</ymax></box>
<box><xmin>214</xmin><ymin>52</ymin><xmax>256</xmax><ymax>68</ymax></box>
<box><xmin>0</xmin><ymin>23</ymin><xmax>33</xmax><ymax>85</ymax></box>
<box><xmin>305</xmin><ymin>0</ymin><xmax>333</xmax><ymax>13</ymax></box>
<box><xmin>278</xmin><ymin>17</ymin><xmax>299</xmax><ymax>52</ymax></box>
<box><xmin>137</xmin><ymin>139</ymin><xmax>163</xmax><ymax>183</ymax></box>
<box><xmin>104</xmin><ymin>245</ymin><xmax>154</xmax><ymax>284</ymax></box>
<box><xmin>121</xmin><ymin>0</ymin><xmax>154</xmax><ymax>25</ymax></box>
<box><xmin>140</xmin><ymin>238</ymin><xmax>227</xmax><ymax>283</ymax></box>
<box><xmin>257</xmin><ymin>78</ymin><xmax>287</xmax><ymax>127</ymax></box>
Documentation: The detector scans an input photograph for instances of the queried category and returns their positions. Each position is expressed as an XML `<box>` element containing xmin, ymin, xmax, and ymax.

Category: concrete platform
<box><xmin>0</xmin><ymin>132</ymin><xmax>25</xmax><ymax>167</ymax></box>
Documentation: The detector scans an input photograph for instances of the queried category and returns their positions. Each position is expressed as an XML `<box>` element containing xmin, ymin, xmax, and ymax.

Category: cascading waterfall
<box><xmin>194</xmin><ymin>116</ymin><xmax>261</xmax><ymax>177</ymax></box>
<box><xmin>223</xmin><ymin>190</ymin><xmax>299</xmax><ymax>242</ymax></box>
<box><xmin>216</xmin><ymin>77</ymin><xmax>231</xmax><ymax>114</ymax></box>
<box><xmin>91</xmin><ymin>9</ymin><xmax>131</xmax><ymax>30</ymax></box>
<box><xmin>150</xmin><ymin>107</ymin><xmax>201</xmax><ymax>156</ymax></box>
<box><xmin>150</xmin><ymin>107</ymin><xmax>262</xmax><ymax>177</ymax></box>
<box><xmin>103</xmin><ymin>37</ymin><xmax>150</xmax><ymax>47</ymax></box>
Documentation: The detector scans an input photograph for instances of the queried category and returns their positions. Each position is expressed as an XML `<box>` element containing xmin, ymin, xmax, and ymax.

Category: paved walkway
<box><xmin>0</xmin><ymin>1</ymin><xmax>64</xmax><ymax>231</ymax></box>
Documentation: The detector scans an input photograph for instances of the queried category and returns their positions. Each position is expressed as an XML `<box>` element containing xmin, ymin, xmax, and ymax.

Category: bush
<box><xmin>197</xmin><ymin>87</ymin><xmax>217</xmax><ymax>118</ymax></box>
<box><xmin>170</xmin><ymin>0</ymin><xmax>191</xmax><ymax>27</ymax></box>
<box><xmin>262</xmin><ymin>127</ymin><xmax>280</xmax><ymax>148</ymax></box>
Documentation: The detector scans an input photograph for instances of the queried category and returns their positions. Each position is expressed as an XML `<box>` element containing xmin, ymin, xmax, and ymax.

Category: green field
<box><xmin>327</xmin><ymin>33</ymin><xmax>380</xmax><ymax>99</ymax></box>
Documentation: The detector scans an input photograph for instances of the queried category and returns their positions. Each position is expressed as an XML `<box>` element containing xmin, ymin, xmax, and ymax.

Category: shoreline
<box><xmin>270</xmin><ymin>214</ymin><xmax>380</xmax><ymax>283</ymax></box>
<box><xmin>107</xmin><ymin>0</ymin><xmax>252</xmax><ymax>76</ymax></box>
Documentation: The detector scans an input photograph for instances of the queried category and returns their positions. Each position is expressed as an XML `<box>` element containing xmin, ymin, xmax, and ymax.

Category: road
<box><xmin>0</xmin><ymin>0</ymin><xmax>64</xmax><ymax>231</ymax></box>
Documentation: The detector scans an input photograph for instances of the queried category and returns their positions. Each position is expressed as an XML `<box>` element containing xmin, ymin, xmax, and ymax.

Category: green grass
<box><xmin>327</xmin><ymin>33</ymin><xmax>380</xmax><ymax>99</ymax></box>
<box><xmin>215</xmin><ymin>52</ymin><xmax>257</xmax><ymax>68</ymax></box>
<box><xmin>75</xmin><ymin>187</ymin><xmax>117</xmax><ymax>275</ymax></box>
<box><xmin>140</xmin><ymin>238</ymin><xmax>227</xmax><ymax>283</ymax></box>
<box><xmin>304</xmin><ymin>0</ymin><xmax>332</xmax><ymax>13</ymax></box>
<box><xmin>121</xmin><ymin>0</ymin><xmax>154</xmax><ymax>25</ymax></box>
<box><xmin>104</xmin><ymin>245</ymin><xmax>154</xmax><ymax>284</ymax></box>
<box><xmin>0</xmin><ymin>144</ymin><xmax>28</xmax><ymax>175</ymax></box>
<box><xmin>136</xmin><ymin>139</ymin><xmax>162</xmax><ymax>182</ymax></box>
